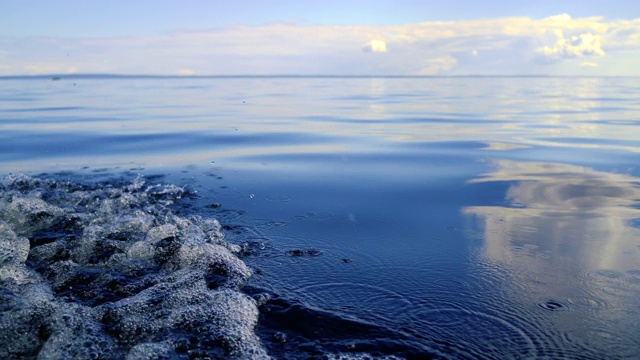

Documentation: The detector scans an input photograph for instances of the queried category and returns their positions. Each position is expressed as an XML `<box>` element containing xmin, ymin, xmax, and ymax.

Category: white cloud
<box><xmin>362</xmin><ymin>40</ymin><xmax>387</xmax><ymax>53</ymax></box>
<box><xmin>1</xmin><ymin>14</ymin><xmax>639</xmax><ymax>75</ymax></box>
<box><xmin>539</xmin><ymin>30</ymin><xmax>605</xmax><ymax>60</ymax></box>
<box><xmin>581</xmin><ymin>61</ymin><xmax>598</xmax><ymax>67</ymax></box>
<box><xmin>544</xmin><ymin>13</ymin><xmax>572</xmax><ymax>22</ymax></box>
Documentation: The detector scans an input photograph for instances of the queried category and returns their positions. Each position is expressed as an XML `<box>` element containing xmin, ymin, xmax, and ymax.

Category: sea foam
<box><xmin>0</xmin><ymin>173</ymin><xmax>268</xmax><ymax>359</ymax></box>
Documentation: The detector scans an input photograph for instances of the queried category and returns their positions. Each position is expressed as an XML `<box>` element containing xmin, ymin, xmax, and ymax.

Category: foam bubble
<box><xmin>0</xmin><ymin>196</ymin><xmax>66</xmax><ymax>234</ymax></box>
<box><xmin>103</xmin><ymin>272</ymin><xmax>265</xmax><ymax>357</ymax></box>
<box><xmin>39</xmin><ymin>303</ymin><xmax>117</xmax><ymax>360</ymax></box>
<box><xmin>125</xmin><ymin>342</ymin><xmax>176</xmax><ymax>359</ymax></box>
<box><xmin>0</xmin><ymin>266</ymin><xmax>54</xmax><ymax>358</ymax></box>
<box><xmin>175</xmin><ymin>242</ymin><xmax>253</xmax><ymax>288</ymax></box>
<box><xmin>0</xmin><ymin>173</ymin><xmax>268</xmax><ymax>358</ymax></box>
<box><xmin>0</xmin><ymin>221</ymin><xmax>30</xmax><ymax>267</ymax></box>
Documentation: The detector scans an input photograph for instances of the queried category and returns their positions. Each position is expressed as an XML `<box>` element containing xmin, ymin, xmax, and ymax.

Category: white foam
<box><xmin>176</xmin><ymin>242</ymin><xmax>253</xmax><ymax>287</ymax></box>
<box><xmin>0</xmin><ymin>220</ymin><xmax>29</xmax><ymax>267</ymax></box>
<box><xmin>0</xmin><ymin>173</ymin><xmax>269</xmax><ymax>358</ymax></box>
<box><xmin>104</xmin><ymin>271</ymin><xmax>266</xmax><ymax>357</ymax></box>
<box><xmin>39</xmin><ymin>303</ymin><xmax>116</xmax><ymax>360</ymax></box>
<box><xmin>0</xmin><ymin>196</ymin><xmax>66</xmax><ymax>234</ymax></box>
<box><xmin>125</xmin><ymin>342</ymin><xmax>175</xmax><ymax>359</ymax></box>
<box><xmin>0</xmin><ymin>262</ymin><xmax>54</xmax><ymax>358</ymax></box>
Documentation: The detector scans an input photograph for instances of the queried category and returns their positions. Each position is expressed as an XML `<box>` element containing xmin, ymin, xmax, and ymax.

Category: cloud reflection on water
<box><xmin>464</xmin><ymin>160</ymin><xmax>640</xmax><ymax>270</ymax></box>
<box><xmin>463</xmin><ymin>159</ymin><xmax>640</xmax><ymax>354</ymax></box>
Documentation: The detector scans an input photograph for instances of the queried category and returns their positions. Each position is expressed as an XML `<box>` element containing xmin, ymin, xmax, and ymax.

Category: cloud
<box><xmin>1</xmin><ymin>14</ymin><xmax>639</xmax><ymax>75</ymax></box>
<box><xmin>581</xmin><ymin>61</ymin><xmax>598</xmax><ymax>67</ymax></box>
<box><xmin>362</xmin><ymin>40</ymin><xmax>387</xmax><ymax>53</ymax></box>
<box><xmin>543</xmin><ymin>13</ymin><xmax>572</xmax><ymax>22</ymax></box>
<box><xmin>539</xmin><ymin>30</ymin><xmax>605</xmax><ymax>60</ymax></box>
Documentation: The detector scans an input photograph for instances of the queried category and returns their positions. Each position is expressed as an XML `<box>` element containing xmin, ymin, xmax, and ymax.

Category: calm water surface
<box><xmin>1</xmin><ymin>76</ymin><xmax>639</xmax><ymax>359</ymax></box>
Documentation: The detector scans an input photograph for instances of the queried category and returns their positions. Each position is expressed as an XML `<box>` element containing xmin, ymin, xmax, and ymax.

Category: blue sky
<box><xmin>1</xmin><ymin>1</ymin><xmax>639</xmax><ymax>75</ymax></box>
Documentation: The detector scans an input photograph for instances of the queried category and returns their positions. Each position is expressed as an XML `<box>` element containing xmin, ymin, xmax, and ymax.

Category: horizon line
<box><xmin>1</xmin><ymin>73</ymin><xmax>638</xmax><ymax>79</ymax></box>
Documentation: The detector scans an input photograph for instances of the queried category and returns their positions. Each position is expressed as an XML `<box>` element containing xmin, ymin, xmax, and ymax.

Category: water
<box><xmin>1</xmin><ymin>75</ymin><xmax>639</xmax><ymax>359</ymax></box>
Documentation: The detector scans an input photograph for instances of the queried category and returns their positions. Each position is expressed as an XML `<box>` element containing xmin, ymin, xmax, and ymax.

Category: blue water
<box><xmin>1</xmin><ymin>75</ymin><xmax>640</xmax><ymax>359</ymax></box>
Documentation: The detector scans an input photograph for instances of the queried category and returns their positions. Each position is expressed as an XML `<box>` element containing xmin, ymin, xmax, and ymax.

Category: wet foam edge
<box><xmin>0</xmin><ymin>173</ymin><xmax>269</xmax><ymax>359</ymax></box>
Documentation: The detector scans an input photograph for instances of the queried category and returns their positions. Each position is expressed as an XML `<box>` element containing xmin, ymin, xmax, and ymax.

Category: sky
<box><xmin>1</xmin><ymin>0</ymin><xmax>639</xmax><ymax>76</ymax></box>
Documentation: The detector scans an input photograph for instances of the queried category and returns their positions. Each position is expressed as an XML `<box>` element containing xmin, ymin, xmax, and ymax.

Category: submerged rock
<box><xmin>286</xmin><ymin>248</ymin><xmax>323</xmax><ymax>257</ymax></box>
